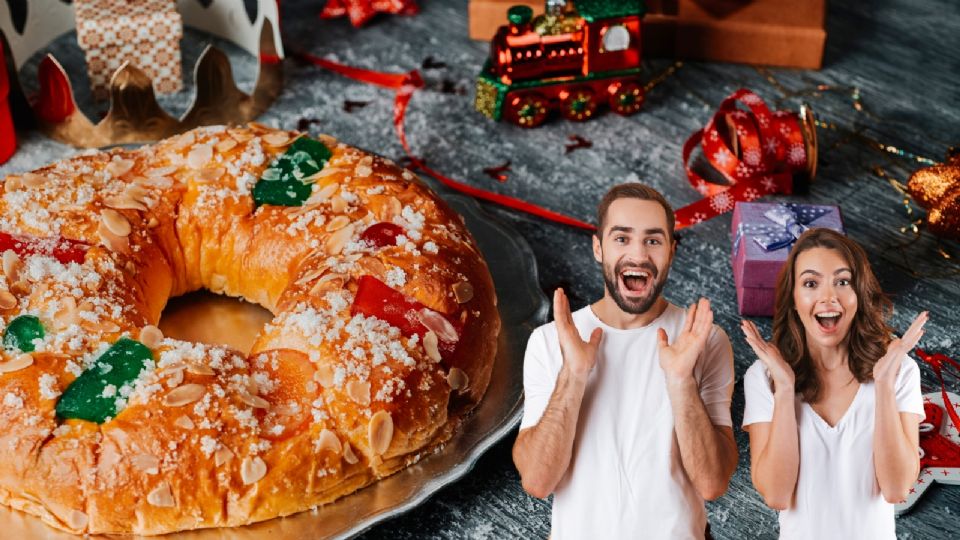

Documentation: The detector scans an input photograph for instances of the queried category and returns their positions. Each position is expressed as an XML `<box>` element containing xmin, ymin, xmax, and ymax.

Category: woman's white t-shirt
<box><xmin>742</xmin><ymin>356</ymin><xmax>924</xmax><ymax>540</ymax></box>
<box><xmin>520</xmin><ymin>304</ymin><xmax>735</xmax><ymax>540</ymax></box>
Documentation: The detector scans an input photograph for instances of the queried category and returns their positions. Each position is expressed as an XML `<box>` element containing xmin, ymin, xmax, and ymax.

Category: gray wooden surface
<box><xmin>2</xmin><ymin>0</ymin><xmax>958</xmax><ymax>538</ymax></box>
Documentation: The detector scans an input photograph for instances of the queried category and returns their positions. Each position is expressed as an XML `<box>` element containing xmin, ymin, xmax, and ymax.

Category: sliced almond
<box><xmin>309</xmin><ymin>182</ymin><xmax>339</xmax><ymax>204</ymax></box>
<box><xmin>314</xmin><ymin>364</ymin><xmax>334</xmax><ymax>387</ymax></box>
<box><xmin>162</xmin><ymin>384</ymin><xmax>205</xmax><ymax>407</ymax></box>
<box><xmin>22</xmin><ymin>172</ymin><xmax>46</xmax><ymax>188</ymax></box>
<box><xmin>453</xmin><ymin>281</ymin><xmax>474</xmax><ymax>303</ymax></box>
<box><xmin>230</xmin><ymin>130</ymin><xmax>254</xmax><ymax>143</ymax></box>
<box><xmin>100</xmin><ymin>209</ymin><xmax>131</xmax><ymax>237</ymax></box>
<box><xmin>262</xmin><ymin>132</ymin><xmax>292</xmax><ymax>147</ymax></box>
<box><xmin>97</xmin><ymin>221</ymin><xmax>130</xmax><ymax>254</ymax></box>
<box><xmin>240</xmin><ymin>456</ymin><xmax>267</xmax><ymax>485</ymax></box>
<box><xmin>423</xmin><ymin>331</ymin><xmax>441</xmax><ymax>363</ymax></box>
<box><xmin>368</xmin><ymin>411</ymin><xmax>394</xmax><ymax>456</ymax></box>
<box><xmin>324</xmin><ymin>223</ymin><xmax>355</xmax><ymax>255</ymax></box>
<box><xmin>66</xmin><ymin>509</ymin><xmax>88</xmax><ymax>531</ymax></box>
<box><xmin>170</xmin><ymin>131</ymin><xmax>196</xmax><ymax>151</ymax></box>
<box><xmin>165</xmin><ymin>368</ymin><xmax>184</xmax><ymax>388</ymax></box>
<box><xmin>147</xmin><ymin>165</ymin><xmax>178</xmax><ymax>177</ymax></box>
<box><xmin>447</xmin><ymin>368</ymin><xmax>469</xmax><ymax>392</ymax></box>
<box><xmin>130</xmin><ymin>453</ymin><xmax>160</xmax><ymax>474</ymax></box>
<box><xmin>198</xmin><ymin>167</ymin><xmax>224</xmax><ymax>183</ymax></box>
<box><xmin>417</xmin><ymin>308</ymin><xmax>459</xmax><ymax>343</ymax></box>
<box><xmin>139</xmin><ymin>325</ymin><xmax>164</xmax><ymax>349</ymax></box>
<box><xmin>330</xmin><ymin>195</ymin><xmax>348</xmax><ymax>214</ymax></box>
<box><xmin>215</xmin><ymin>138</ymin><xmax>238</xmax><ymax>153</ymax></box>
<box><xmin>106</xmin><ymin>159</ymin><xmax>135</xmax><ymax>178</ymax></box>
<box><xmin>139</xmin><ymin>175</ymin><xmax>173</xmax><ymax>190</ymax></box>
<box><xmin>248</xmin><ymin>122</ymin><xmax>273</xmax><ymax>133</ymax></box>
<box><xmin>346</xmin><ymin>380</ymin><xmax>371</xmax><ymax>406</ymax></box>
<box><xmin>215</xmin><ymin>446</ymin><xmax>234</xmax><ymax>467</ymax></box>
<box><xmin>303</xmin><ymin>167</ymin><xmax>343</xmax><ymax>182</ymax></box>
<box><xmin>104</xmin><ymin>194</ymin><xmax>147</xmax><ymax>212</ymax></box>
<box><xmin>0</xmin><ymin>353</ymin><xmax>33</xmax><ymax>373</ymax></box>
<box><xmin>317</xmin><ymin>134</ymin><xmax>338</xmax><ymax>147</ymax></box>
<box><xmin>146</xmin><ymin>482</ymin><xmax>175</xmax><ymax>507</ymax></box>
<box><xmin>0</xmin><ymin>290</ymin><xmax>16</xmax><ymax>310</ymax></box>
<box><xmin>2</xmin><ymin>250</ymin><xmax>21</xmax><ymax>280</ymax></box>
<box><xmin>385</xmin><ymin>196</ymin><xmax>402</xmax><ymax>220</ymax></box>
<box><xmin>4</xmin><ymin>176</ymin><xmax>22</xmax><ymax>190</ymax></box>
<box><xmin>343</xmin><ymin>442</ymin><xmax>359</xmax><ymax>465</ymax></box>
<box><xmin>325</xmin><ymin>215</ymin><xmax>351</xmax><ymax>233</ymax></box>
<box><xmin>358</xmin><ymin>257</ymin><xmax>386</xmax><ymax>276</ymax></box>
<box><xmin>239</xmin><ymin>391</ymin><xmax>270</xmax><ymax>409</ymax></box>
<box><xmin>310</xmin><ymin>273</ymin><xmax>345</xmax><ymax>296</ymax></box>
<box><xmin>316</xmin><ymin>429</ymin><xmax>342</xmax><ymax>454</ymax></box>
<box><xmin>186</xmin><ymin>144</ymin><xmax>213</xmax><ymax>170</ymax></box>
<box><xmin>295</xmin><ymin>266</ymin><xmax>327</xmax><ymax>286</ymax></box>
<box><xmin>186</xmin><ymin>363</ymin><xmax>215</xmax><ymax>376</ymax></box>
<box><xmin>174</xmin><ymin>415</ymin><xmax>195</xmax><ymax>430</ymax></box>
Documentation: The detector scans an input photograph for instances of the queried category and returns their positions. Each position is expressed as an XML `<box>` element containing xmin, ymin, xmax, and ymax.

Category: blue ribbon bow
<box><xmin>735</xmin><ymin>203</ymin><xmax>832</xmax><ymax>253</ymax></box>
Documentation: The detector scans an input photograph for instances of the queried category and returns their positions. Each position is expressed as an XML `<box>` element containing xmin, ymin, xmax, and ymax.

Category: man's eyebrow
<box><xmin>607</xmin><ymin>226</ymin><xmax>634</xmax><ymax>235</ymax></box>
<box><xmin>643</xmin><ymin>228</ymin><xmax>666</xmax><ymax>236</ymax></box>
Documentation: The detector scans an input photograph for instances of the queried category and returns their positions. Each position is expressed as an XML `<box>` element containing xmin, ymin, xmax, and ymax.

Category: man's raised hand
<box><xmin>554</xmin><ymin>288</ymin><xmax>602</xmax><ymax>381</ymax></box>
<box><xmin>658</xmin><ymin>298</ymin><xmax>714</xmax><ymax>384</ymax></box>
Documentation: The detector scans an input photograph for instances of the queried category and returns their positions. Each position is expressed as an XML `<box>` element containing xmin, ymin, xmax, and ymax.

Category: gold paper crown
<box><xmin>0</xmin><ymin>0</ymin><xmax>283</xmax><ymax>148</ymax></box>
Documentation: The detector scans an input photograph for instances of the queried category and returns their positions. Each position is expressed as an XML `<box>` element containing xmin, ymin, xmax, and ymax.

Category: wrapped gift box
<box><xmin>731</xmin><ymin>202</ymin><xmax>845</xmax><ymax>317</ymax></box>
<box><xmin>74</xmin><ymin>0</ymin><xmax>183</xmax><ymax>100</ymax></box>
<box><xmin>468</xmin><ymin>0</ymin><xmax>826</xmax><ymax>69</ymax></box>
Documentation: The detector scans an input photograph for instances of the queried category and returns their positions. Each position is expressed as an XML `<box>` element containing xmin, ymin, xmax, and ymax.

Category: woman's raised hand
<box><xmin>874</xmin><ymin>311</ymin><xmax>928</xmax><ymax>390</ymax></box>
<box><xmin>741</xmin><ymin>319</ymin><xmax>795</xmax><ymax>392</ymax></box>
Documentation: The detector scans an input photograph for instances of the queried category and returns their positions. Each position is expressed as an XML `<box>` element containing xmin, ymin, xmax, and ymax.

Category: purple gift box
<box><xmin>731</xmin><ymin>201</ymin><xmax>846</xmax><ymax>317</ymax></box>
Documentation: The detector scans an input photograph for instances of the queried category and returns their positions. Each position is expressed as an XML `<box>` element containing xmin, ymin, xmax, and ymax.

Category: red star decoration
<box><xmin>320</xmin><ymin>0</ymin><xmax>419</xmax><ymax>27</ymax></box>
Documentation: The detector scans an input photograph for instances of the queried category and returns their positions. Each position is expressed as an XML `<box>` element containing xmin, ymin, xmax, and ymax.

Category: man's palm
<box><xmin>658</xmin><ymin>298</ymin><xmax>713</xmax><ymax>381</ymax></box>
<box><xmin>554</xmin><ymin>288</ymin><xmax>602</xmax><ymax>379</ymax></box>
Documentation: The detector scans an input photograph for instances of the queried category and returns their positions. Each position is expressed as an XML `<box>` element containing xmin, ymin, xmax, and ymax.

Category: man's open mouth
<box><xmin>814</xmin><ymin>311</ymin><xmax>842</xmax><ymax>333</ymax></box>
<box><xmin>619</xmin><ymin>268</ymin><xmax>652</xmax><ymax>296</ymax></box>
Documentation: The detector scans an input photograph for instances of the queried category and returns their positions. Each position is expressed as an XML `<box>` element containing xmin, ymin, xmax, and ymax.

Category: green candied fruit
<box><xmin>56</xmin><ymin>337</ymin><xmax>153</xmax><ymax>424</ymax></box>
<box><xmin>3</xmin><ymin>315</ymin><xmax>45</xmax><ymax>352</ymax></box>
<box><xmin>253</xmin><ymin>137</ymin><xmax>332</xmax><ymax>207</ymax></box>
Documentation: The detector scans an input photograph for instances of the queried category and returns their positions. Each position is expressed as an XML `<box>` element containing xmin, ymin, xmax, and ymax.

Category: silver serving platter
<box><xmin>0</xmin><ymin>187</ymin><xmax>549</xmax><ymax>539</ymax></box>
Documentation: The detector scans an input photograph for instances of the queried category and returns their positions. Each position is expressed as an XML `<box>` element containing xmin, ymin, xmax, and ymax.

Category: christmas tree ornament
<box><xmin>320</xmin><ymin>0</ymin><xmax>419</xmax><ymax>27</ymax></box>
<box><xmin>0</xmin><ymin>0</ymin><xmax>283</xmax><ymax>148</ymax></box>
<box><xmin>895</xmin><ymin>391</ymin><xmax>960</xmax><ymax>514</ymax></box>
<box><xmin>475</xmin><ymin>0</ymin><xmax>646</xmax><ymax>128</ymax></box>
<box><xmin>674</xmin><ymin>88</ymin><xmax>818</xmax><ymax>229</ymax></box>
<box><xmin>907</xmin><ymin>148</ymin><xmax>960</xmax><ymax>241</ymax></box>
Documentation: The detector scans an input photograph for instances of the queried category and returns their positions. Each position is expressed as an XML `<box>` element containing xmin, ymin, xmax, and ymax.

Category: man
<box><xmin>513</xmin><ymin>183</ymin><xmax>738</xmax><ymax>539</ymax></box>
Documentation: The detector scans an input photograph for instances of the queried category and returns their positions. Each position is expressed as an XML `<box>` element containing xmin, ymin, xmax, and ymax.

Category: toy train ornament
<box><xmin>475</xmin><ymin>0</ymin><xmax>646</xmax><ymax>128</ymax></box>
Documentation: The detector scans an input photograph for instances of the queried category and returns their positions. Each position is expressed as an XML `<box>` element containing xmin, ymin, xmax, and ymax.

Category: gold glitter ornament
<box><xmin>908</xmin><ymin>149</ymin><xmax>960</xmax><ymax>241</ymax></box>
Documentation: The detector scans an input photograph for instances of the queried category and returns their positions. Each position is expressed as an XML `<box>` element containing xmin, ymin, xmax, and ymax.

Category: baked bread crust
<box><xmin>0</xmin><ymin>125</ymin><xmax>500</xmax><ymax>534</ymax></box>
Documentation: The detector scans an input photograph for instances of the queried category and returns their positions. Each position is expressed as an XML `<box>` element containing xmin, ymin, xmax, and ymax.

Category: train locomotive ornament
<box><xmin>475</xmin><ymin>0</ymin><xmax>645</xmax><ymax>128</ymax></box>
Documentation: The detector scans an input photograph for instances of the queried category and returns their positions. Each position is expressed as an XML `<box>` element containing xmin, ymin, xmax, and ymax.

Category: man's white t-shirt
<box><xmin>520</xmin><ymin>303</ymin><xmax>734</xmax><ymax>540</ymax></box>
<box><xmin>742</xmin><ymin>356</ymin><xmax>924</xmax><ymax>540</ymax></box>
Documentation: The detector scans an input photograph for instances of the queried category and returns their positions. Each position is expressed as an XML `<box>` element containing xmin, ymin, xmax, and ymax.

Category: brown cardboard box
<box><xmin>468</xmin><ymin>0</ymin><xmax>826</xmax><ymax>69</ymax></box>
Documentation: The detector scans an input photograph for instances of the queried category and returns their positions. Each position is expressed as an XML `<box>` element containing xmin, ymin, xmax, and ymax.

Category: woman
<box><xmin>741</xmin><ymin>228</ymin><xmax>925</xmax><ymax>539</ymax></box>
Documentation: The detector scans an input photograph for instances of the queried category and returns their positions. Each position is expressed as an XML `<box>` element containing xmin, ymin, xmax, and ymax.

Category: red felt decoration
<box><xmin>320</xmin><ymin>0</ymin><xmax>419</xmax><ymax>28</ymax></box>
<box><xmin>0</xmin><ymin>39</ymin><xmax>16</xmax><ymax>164</ymax></box>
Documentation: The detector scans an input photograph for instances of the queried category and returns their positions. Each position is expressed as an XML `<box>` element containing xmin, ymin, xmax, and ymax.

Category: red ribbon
<box><xmin>292</xmin><ymin>50</ymin><xmax>597</xmax><ymax>231</ymax></box>
<box><xmin>916</xmin><ymin>348</ymin><xmax>960</xmax><ymax>434</ymax></box>
<box><xmin>674</xmin><ymin>89</ymin><xmax>810</xmax><ymax>229</ymax></box>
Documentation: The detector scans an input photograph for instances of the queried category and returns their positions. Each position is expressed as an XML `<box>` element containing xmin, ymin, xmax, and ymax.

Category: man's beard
<box><xmin>602</xmin><ymin>258</ymin><xmax>669</xmax><ymax>315</ymax></box>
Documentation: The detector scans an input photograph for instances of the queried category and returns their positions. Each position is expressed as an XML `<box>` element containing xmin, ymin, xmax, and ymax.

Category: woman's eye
<box><xmin>803</xmin><ymin>280</ymin><xmax>817</xmax><ymax>288</ymax></box>
<box><xmin>837</xmin><ymin>278</ymin><xmax>851</xmax><ymax>287</ymax></box>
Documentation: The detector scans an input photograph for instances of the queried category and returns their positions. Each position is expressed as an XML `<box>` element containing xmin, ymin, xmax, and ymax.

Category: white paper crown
<box><xmin>0</xmin><ymin>0</ymin><xmax>284</xmax><ymax>147</ymax></box>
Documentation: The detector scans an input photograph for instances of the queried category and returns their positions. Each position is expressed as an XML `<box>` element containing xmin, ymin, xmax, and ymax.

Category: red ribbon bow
<box><xmin>675</xmin><ymin>89</ymin><xmax>812</xmax><ymax>229</ymax></box>
<box><xmin>916</xmin><ymin>348</ymin><xmax>960</xmax><ymax>434</ymax></box>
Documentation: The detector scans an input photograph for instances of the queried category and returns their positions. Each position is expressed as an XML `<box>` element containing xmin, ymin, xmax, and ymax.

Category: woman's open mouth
<box><xmin>814</xmin><ymin>311</ymin><xmax>842</xmax><ymax>334</ymax></box>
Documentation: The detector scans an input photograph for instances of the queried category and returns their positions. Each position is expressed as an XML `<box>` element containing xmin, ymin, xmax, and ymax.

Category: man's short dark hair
<box><xmin>596</xmin><ymin>183</ymin><xmax>675</xmax><ymax>241</ymax></box>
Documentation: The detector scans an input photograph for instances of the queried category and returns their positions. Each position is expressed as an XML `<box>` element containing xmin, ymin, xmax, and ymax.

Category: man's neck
<box><xmin>590</xmin><ymin>294</ymin><xmax>669</xmax><ymax>330</ymax></box>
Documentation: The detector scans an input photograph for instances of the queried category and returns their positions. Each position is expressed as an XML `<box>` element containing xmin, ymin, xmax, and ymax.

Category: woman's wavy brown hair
<box><xmin>772</xmin><ymin>228</ymin><xmax>893</xmax><ymax>403</ymax></box>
